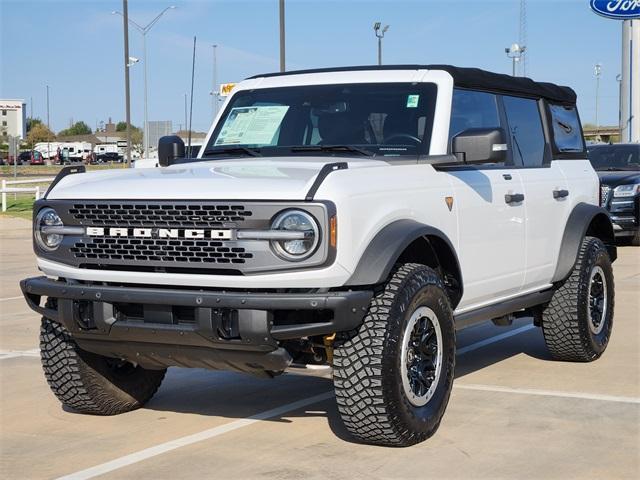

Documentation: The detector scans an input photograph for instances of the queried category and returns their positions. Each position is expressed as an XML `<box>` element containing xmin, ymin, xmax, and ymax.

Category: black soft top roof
<box><xmin>247</xmin><ymin>64</ymin><xmax>576</xmax><ymax>105</ymax></box>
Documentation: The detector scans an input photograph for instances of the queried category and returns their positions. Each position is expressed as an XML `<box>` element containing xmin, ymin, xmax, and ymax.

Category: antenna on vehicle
<box><xmin>188</xmin><ymin>36</ymin><xmax>196</xmax><ymax>156</ymax></box>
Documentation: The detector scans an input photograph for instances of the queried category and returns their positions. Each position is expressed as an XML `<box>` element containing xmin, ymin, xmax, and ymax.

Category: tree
<box><xmin>58</xmin><ymin>121</ymin><xmax>92</xmax><ymax>137</ymax></box>
<box><xmin>116</xmin><ymin>121</ymin><xmax>127</xmax><ymax>132</ymax></box>
<box><xmin>26</xmin><ymin>117</ymin><xmax>43</xmax><ymax>133</ymax></box>
<box><xmin>27</xmin><ymin>123</ymin><xmax>56</xmax><ymax>144</ymax></box>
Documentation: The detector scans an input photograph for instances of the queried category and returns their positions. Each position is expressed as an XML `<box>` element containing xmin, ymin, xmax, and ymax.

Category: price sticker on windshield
<box><xmin>406</xmin><ymin>94</ymin><xmax>420</xmax><ymax>108</ymax></box>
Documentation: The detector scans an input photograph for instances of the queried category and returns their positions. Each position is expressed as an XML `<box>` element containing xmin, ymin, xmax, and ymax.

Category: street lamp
<box><xmin>505</xmin><ymin>43</ymin><xmax>526</xmax><ymax>77</ymax></box>
<box><xmin>112</xmin><ymin>5</ymin><xmax>176</xmax><ymax>158</ymax></box>
<box><xmin>373</xmin><ymin>22</ymin><xmax>389</xmax><ymax>66</ymax></box>
<box><xmin>595</xmin><ymin>63</ymin><xmax>602</xmax><ymax>135</ymax></box>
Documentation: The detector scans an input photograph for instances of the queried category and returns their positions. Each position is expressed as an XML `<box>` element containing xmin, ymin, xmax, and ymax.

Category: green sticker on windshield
<box><xmin>406</xmin><ymin>94</ymin><xmax>420</xmax><ymax>108</ymax></box>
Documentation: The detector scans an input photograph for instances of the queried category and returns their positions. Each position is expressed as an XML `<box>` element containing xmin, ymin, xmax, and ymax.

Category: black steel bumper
<box><xmin>21</xmin><ymin>276</ymin><xmax>372</xmax><ymax>374</ymax></box>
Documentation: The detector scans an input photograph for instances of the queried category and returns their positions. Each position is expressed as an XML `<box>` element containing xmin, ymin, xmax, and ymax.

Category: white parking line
<box><xmin>457</xmin><ymin>324</ymin><xmax>536</xmax><ymax>355</ymax></box>
<box><xmin>0</xmin><ymin>349</ymin><xmax>39</xmax><ymax>359</ymax></box>
<box><xmin>454</xmin><ymin>383</ymin><xmax>640</xmax><ymax>404</ymax></box>
<box><xmin>0</xmin><ymin>295</ymin><xmax>24</xmax><ymax>302</ymax></box>
<box><xmin>56</xmin><ymin>391</ymin><xmax>335</xmax><ymax>480</ymax></box>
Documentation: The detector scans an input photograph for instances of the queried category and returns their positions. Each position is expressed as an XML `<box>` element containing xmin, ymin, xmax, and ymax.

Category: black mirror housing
<box><xmin>452</xmin><ymin>128</ymin><xmax>507</xmax><ymax>164</ymax></box>
<box><xmin>158</xmin><ymin>136</ymin><xmax>185</xmax><ymax>167</ymax></box>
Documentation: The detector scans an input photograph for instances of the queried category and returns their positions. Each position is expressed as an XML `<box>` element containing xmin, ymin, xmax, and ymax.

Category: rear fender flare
<box><xmin>552</xmin><ymin>202</ymin><xmax>616</xmax><ymax>283</ymax></box>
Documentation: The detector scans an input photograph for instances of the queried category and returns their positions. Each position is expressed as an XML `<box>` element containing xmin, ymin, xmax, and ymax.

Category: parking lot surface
<box><xmin>1</xmin><ymin>215</ymin><xmax>638</xmax><ymax>479</ymax></box>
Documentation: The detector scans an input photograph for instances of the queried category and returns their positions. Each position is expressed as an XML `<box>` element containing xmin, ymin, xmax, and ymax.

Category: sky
<box><xmin>0</xmin><ymin>0</ymin><xmax>622</xmax><ymax>134</ymax></box>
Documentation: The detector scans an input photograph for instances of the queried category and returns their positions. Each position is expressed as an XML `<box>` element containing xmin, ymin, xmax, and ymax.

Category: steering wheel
<box><xmin>383</xmin><ymin>133</ymin><xmax>422</xmax><ymax>146</ymax></box>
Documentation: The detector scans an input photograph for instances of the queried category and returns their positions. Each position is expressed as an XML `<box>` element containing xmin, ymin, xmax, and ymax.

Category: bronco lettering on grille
<box><xmin>85</xmin><ymin>227</ymin><xmax>232</xmax><ymax>240</ymax></box>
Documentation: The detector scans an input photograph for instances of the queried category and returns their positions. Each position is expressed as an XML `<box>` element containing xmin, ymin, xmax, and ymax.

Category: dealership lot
<box><xmin>0</xmin><ymin>215</ymin><xmax>638</xmax><ymax>480</ymax></box>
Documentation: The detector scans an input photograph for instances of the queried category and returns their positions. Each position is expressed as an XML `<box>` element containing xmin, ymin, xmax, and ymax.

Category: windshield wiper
<box><xmin>202</xmin><ymin>147</ymin><xmax>262</xmax><ymax>157</ymax></box>
<box><xmin>290</xmin><ymin>145</ymin><xmax>374</xmax><ymax>157</ymax></box>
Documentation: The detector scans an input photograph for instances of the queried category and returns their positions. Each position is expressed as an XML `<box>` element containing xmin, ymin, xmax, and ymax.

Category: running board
<box><xmin>454</xmin><ymin>290</ymin><xmax>554</xmax><ymax>330</ymax></box>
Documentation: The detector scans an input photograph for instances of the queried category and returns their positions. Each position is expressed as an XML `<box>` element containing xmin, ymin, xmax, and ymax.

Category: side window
<box><xmin>548</xmin><ymin>104</ymin><xmax>584</xmax><ymax>153</ymax></box>
<box><xmin>448</xmin><ymin>89</ymin><xmax>500</xmax><ymax>147</ymax></box>
<box><xmin>502</xmin><ymin>96</ymin><xmax>546</xmax><ymax>167</ymax></box>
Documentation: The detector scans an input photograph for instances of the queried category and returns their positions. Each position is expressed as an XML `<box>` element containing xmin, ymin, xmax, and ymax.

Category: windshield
<box><xmin>203</xmin><ymin>83</ymin><xmax>437</xmax><ymax>159</ymax></box>
<box><xmin>587</xmin><ymin>145</ymin><xmax>640</xmax><ymax>170</ymax></box>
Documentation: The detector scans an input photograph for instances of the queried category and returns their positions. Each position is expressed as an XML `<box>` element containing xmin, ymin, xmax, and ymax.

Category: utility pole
<box><xmin>373</xmin><ymin>22</ymin><xmax>389</xmax><ymax>65</ymax></box>
<box><xmin>46</xmin><ymin>85</ymin><xmax>50</xmax><ymax>161</ymax></box>
<box><xmin>617</xmin><ymin>74</ymin><xmax>622</xmax><ymax>138</ymax></box>
<box><xmin>595</xmin><ymin>63</ymin><xmax>602</xmax><ymax>136</ymax></box>
<box><xmin>122</xmin><ymin>0</ymin><xmax>132</xmax><ymax>167</ymax></box>
<box><xmin>279</xmin><ymin>0</ymin><xmax>285</xmax><ymax>72</ymax></box>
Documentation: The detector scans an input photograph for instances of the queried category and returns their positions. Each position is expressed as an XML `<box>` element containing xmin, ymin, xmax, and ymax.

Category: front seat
<box><xmin>318</xmin><ymin>113</ymin><xmax>368</xmax><ymax>145</ymax></box>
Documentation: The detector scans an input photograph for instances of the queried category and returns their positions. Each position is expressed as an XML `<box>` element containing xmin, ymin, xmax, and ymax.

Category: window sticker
<box><xmin>406</xmin><ymin>94</ymin><xmax>420</xmax><ymax>108</ymax></box>
<box><xmin>215</xmin><ymin>105</ymin><xmax>289</xmax><ymax>145</ymax></box>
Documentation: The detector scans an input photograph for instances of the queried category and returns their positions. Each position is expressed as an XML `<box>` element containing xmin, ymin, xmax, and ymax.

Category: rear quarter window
<box><xmin>549</xmin><ymin>104</ymin><xmax>585</xmax><ymax>153</ymax></box>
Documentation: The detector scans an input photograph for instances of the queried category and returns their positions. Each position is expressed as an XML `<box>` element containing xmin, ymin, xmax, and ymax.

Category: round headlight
<box><xmin>35</xmin><ymin>208</ymin><xmax>64</xmax><ymax>251</ymax></box>
<box><xmin>271</xmin><ymin>210</ymin><xmax>319</xmax><ymax>261</ymax></box>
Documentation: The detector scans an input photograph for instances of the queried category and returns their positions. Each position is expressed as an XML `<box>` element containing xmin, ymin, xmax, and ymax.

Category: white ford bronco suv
<box><xmin>22</xmin><ymin>65</ymin><xmax>616</xmax><ymax>447</ymax></box>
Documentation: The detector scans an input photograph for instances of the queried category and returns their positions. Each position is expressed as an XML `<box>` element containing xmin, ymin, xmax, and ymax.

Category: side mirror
<box><xmin>452</xmin><ymin>128</ymin><xmax>507</xmax><ymax>164</ymax></box>
<box><xmin>158</xmin><ymin>135</ymin><xmax>185</xmax><ymax>167</ymax></box>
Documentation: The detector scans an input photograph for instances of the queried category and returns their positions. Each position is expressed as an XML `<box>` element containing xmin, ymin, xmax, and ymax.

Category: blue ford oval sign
<box><xmin>590</xmin><ymin>0</ymin><xmax>640</xmax><ymax>19</ymax></box>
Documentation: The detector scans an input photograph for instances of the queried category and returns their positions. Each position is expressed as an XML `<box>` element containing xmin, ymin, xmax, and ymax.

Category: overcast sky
<box><xmin>0</xmin><ymin>0</ymin><xmax>622</xmax><ymax>133</ymax></box>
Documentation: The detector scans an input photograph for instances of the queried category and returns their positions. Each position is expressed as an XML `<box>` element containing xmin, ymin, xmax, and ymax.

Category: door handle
<box><xmin>505</xmin><ymin>193</ymin><xmax>525</xmax><ymax>204</ymax></box>
<box><xmin>553</xmin><ymin>189</ymin><xmax>569</xmax><ymax>199</ymax></box>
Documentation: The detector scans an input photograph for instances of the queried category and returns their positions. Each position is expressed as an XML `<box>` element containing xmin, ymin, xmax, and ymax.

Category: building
<box><xmin>147</xmin><ymin>120</ymin><xmax>172</xmax><ymax>151</ymax></box>
<box><xmin>0</xmin><ymin>99</ymin><xmax>27</xmax><ymax>139</ymax></box>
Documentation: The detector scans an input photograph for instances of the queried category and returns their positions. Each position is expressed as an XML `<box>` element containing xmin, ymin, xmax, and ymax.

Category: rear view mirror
<box><xmin>158</xmin><ymin>136</ymin><xmax>185</xmax><ymax>167</ymax></box>
<box><xmin>452</xmin><ymin>128</ymin><xmax>507</xmax><ymax>164</ymax></box>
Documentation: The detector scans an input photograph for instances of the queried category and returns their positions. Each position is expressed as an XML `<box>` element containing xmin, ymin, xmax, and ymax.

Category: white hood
<box><xmin>48</xmin><ymin>158</ymin><xmax>386</xmax><ymax>200</ymax></box>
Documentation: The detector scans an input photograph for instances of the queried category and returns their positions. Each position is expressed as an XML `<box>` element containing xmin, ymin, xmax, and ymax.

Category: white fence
<box><xmin>1</xmin><ymin>177</ymin><xmax>55</xmax><ymax>212</ymax></box>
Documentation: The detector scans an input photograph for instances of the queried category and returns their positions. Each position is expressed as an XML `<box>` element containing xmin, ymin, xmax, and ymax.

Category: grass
<box><xmin>0</xmin><ymin>195</ymin><xmax>34</xmax><ymax>220</ymax></box>
<box><xmin>0</xmin><ymin>163</ymin><xmax>125</xmax><ymax>178</ymax></box>
<box><xmin>0</xmin><ymin>164</ymin><xmax>125</xmax><ymax>220</ymax></box>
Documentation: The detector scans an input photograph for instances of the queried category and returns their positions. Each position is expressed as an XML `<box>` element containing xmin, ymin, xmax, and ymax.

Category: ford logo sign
<box><xmin>590</xmin><ymin>0</ymin><xmax>640</xmax><ymax>19</ymax></box>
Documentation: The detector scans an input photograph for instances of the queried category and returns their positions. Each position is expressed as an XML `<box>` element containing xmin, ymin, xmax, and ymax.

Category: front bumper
<box><xmin>607</xmin><ymin>196</ymin><xmax>639</xmax><ymax>237</ymax></box>
<box><xmin>21</xmin><ymin>276</ymin><xmax>372</xmax><ymax>375</ymax></box>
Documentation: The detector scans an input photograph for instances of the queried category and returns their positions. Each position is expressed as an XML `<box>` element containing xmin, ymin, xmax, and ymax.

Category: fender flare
<box><xmin>344</xmin><ymin>219</ymin><xmax>462</xmax><ymax>290</ymax></box>
<box><xmin>552</xmin><ymin>202</ymin><xmax>616</xmax><ymax>283</ymax></box>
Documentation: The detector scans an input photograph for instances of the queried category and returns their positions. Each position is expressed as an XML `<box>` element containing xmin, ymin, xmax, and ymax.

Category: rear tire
<box><xmin>541</xmin><ymin>236</ymin><xmax>614</xmax><ymax>362</ymax></box>
<box><xmin>333</xmin><ymin>263</ymin><xmax>455</xmax><ymax>447</ymax></box>
<box><xmin>40</xmin><ymin>317</ymin><xmax>166</xmax><ymax>415</ymax></box>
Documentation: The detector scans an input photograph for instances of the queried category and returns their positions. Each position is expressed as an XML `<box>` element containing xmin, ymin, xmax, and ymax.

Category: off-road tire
<box><xmin>333</xmin><ymin>263</ymin><xmax>455</xmax><ymax>447</ymax></box>
<box><xmin>40</xmin><ymin>317</ymin><xmax>166</xmax><ymax>415</ymax></box>
<box><xmin>542</xmin><ymin>236</ymin><xmax>614</xmax><ymax>362</ymax></box>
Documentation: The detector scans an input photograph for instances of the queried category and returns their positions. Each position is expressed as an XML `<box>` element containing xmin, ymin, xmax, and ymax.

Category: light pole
<box><xmin>279</xmin><ymin>0</ymin><xmax>285</xmax><ymax>72</ymax></box>
<box><xmin>505</xmin><ymin>43</ymin><xmax>526</xmax><ymax>76</ymax></box>
<box><xmin>211</xmin><ymin>44</ymin><xmax>219</xmax><ymax>119</ymax></box>
<box><xmin>46</xmin><ymin>85</ymin><xmax>51</xmax><ymax>161</ymax></box>
<box><xmin>113</xmin><ymin>5</ymin><xmax>176</xmax><ymax>158</ymax></box>
<box><xmin>373</xmin><ymin>22</ymin><xmax>389</xmax><ymax>65</ymax></box>
<box><xmin>595</xmin><ymin>63</ymin><xmax>602</xmax><ymax>136</ymax></box>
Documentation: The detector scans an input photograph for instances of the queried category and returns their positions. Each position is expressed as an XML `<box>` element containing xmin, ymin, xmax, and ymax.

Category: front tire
<box><xmin>40</xmin><ymin>317</ymin><xmax>166</xmax><ymax>415</ymax></box>
<box><xmin>542</xmin><ymin>236</ymin><xmax>614</xmax><ymax>362</ymax></box>
<box><xmin>333</xmin><ymin>263</ymin><xmax>455</xmax><ymax>447</ymax></box>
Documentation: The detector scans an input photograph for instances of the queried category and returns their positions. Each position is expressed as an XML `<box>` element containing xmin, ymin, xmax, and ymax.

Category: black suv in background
<box><xmin>588</xmin><ymin>143</ymin><xmax>640</xmax><ymax>246</ymax></box>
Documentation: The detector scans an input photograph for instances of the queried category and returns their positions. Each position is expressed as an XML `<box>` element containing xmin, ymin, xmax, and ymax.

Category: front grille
<box><xmin>70</xmin><ymin>237</ymin><xmax>253</xmax><ymax>264</ymax></box>
<box><xmin>600</xmin><ymin>185</ymin><xmax>611</xmax><ymax>207</ymax></box>
<box><xmin>68</xmin><ymin>203</ymin><xmax>252</xmax><ymax>227</ymax></box>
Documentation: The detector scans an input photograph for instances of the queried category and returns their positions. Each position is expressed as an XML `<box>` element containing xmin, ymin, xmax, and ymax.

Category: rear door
<box><xmin>502</xmin><ymin>96</ymin><xmax>570</xmax><ymax>290</ymax></box>
<box><xmin>445</xmin><ymin>89</ymin><xmax>526</xmax><ymax>311</ymax></box>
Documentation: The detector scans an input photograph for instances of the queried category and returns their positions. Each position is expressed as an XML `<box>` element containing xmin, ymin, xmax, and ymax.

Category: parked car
<box><xmin>18</xmin><ymin>151</ymin><xmax>32</xmax><ymax>164</ymax></box>
<box><xmin>95</xmin><ymin>152</ymin><xmax>123</xmax><ymax>163</ymax></box>
<box><xmin>588</xmin><ymin>143</ymin><xmax>640</xmax><ymax>245</ymax></box>
<box><xmin>22</xmin><ymin>65</ymin><xmax>616</xmax><ymax>447</ymax></box>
